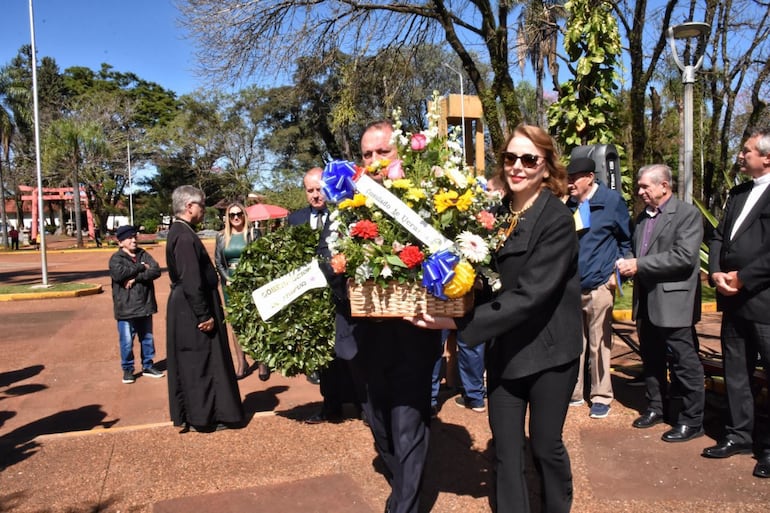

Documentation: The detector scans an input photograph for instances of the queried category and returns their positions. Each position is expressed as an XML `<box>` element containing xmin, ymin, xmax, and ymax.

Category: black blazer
<box><xmin>288</xmin><ymin>206</ymin><xmax>327</xmax><ymax>227</ymax></box>
<box><xmin>457</xmin><ymin>191</ymin><xmax>582</xmax><ymax>380</ymax></box>
<box><xmin>709</xmin><ymin>181</ymin><xmax>770</xmax><ymax>321</ymax></box>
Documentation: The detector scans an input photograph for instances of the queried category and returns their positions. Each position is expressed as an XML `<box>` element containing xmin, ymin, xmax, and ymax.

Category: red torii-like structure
<box><xmin>18</xmin><ymin>185</ymin><xmax>95</xmax><ymax>239</ymax></box>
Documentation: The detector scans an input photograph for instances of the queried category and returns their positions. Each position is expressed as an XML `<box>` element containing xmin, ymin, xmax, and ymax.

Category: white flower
<box><xmin>456</xmin><ymin>232</ymin><xmax>490</xmax><ymax>263</ymax></box>
<box><xmin>380</xmin><ymin>264</ymin><xmax>393</xmax><ymax>279</ymax></box>
<box><xmin>445</xmin><ymin>165</ymin><xmax>468</xmax><ymax>189</ymax></box>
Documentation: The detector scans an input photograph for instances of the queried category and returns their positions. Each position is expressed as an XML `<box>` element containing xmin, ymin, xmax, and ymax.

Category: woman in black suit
<box><xmin>411</xmin><ymin>124</ymin><xmax>582</xmax><ymax>513</ymax></box>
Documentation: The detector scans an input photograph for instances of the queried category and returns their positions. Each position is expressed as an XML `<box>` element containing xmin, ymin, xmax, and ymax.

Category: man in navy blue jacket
<box><xmin>566</xmin><ymin>157</ymin><xmax>632</xmax><ymax>419</ymax></box>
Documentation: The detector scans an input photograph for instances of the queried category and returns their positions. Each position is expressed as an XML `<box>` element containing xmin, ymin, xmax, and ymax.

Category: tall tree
<box><xmin>548</xmin><ymin>0</ymin><xmax>622</xmax><ymax>153</ymax></box>
<box><xmin>177</xmin><ymin>0</ymin><xmax>523</xmax><ymax>150</ymax></box>
<box><xmin>516</xmin><ymin>0</ymin><xmax>566</xmax><ymax>127</ymax></box>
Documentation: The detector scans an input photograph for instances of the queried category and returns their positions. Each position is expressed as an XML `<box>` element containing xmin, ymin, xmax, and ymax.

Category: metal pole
<box><xmin>443</xmin><ymin>63</ymin><xmax>466</xmax><ymax>165</ymax></box>
<box><xmin>682</xmin><ymin>67</ymin><xmax>695</xmax><ymax>204</ymax></box>
<box><xmin>28</xmin><ymin>0</ymin><xmax>48</xmax><ymax>285</ymax></box>
<box><xmin>128</xmin><ymin>140</ymin><xmax>134</xmax><ymax>225</ymax></box>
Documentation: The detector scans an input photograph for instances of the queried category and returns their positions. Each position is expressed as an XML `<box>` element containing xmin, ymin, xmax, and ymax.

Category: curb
<box><xmin>0</xmin><ymin>283</ymin><xmax>103</xmax><ymax>302</ymax></box>
<box><xmin>612</xmin><ymin>301</ymin><xmax>717</xmax><ymax>322</ymax></box>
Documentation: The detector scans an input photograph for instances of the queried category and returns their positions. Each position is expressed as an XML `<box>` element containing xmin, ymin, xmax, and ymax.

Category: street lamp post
<box><xmin>667</xmin><ymin>21</ymin><xmax>710</xmax><ymax>204</ymax></box>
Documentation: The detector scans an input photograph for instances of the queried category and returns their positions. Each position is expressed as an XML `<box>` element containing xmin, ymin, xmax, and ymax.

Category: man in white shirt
<box><xmin>705</xmin><ymin>127</ymin><xmax>770</xmax><ymax>479</ymax></box>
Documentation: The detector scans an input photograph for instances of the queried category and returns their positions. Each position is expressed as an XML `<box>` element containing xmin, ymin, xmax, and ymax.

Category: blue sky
<box><xmin>1</xmin><ymin>0</ymin><xmax>201</xmax><ymax>95</ymax></box>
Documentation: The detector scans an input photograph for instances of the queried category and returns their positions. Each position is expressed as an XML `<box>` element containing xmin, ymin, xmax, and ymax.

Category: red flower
<box><xmin>399</xmin><ymin>245</ymin><xmax>425</xmax><ymax>269</ymax></box>
<box><xmin>351</xmin><ymin>220</ymin><xmax>379</xmax><ymax>239</ymax></box>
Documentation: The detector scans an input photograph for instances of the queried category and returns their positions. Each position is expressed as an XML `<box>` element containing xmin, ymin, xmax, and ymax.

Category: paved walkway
<box><xmin>1</xmin><ymin>241</ymin><xmax>768</xmax><ymax>513</ymax></box>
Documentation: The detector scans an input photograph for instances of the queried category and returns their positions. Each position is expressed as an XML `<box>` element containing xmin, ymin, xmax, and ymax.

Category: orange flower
<box><xmin>330</xmin><ymin>253</ymin><xmax>347</xmax><ymax>274</ymax></box>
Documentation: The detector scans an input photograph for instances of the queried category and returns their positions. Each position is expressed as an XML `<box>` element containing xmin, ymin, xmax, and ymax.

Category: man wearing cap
<box><xmin>566</xmin><ymin>157</ymin><xmax>632</xmax><ymax>419</ymax></box>
<box><xmin>109</xmin><ymin>225</ymin><xmax>164</xmax><ymax>384</ymax></box>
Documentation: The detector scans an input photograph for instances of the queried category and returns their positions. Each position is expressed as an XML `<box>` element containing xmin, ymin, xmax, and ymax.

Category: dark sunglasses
<box><xmin>501</xmin><ymin>152</ymin><xmax>542</xmax><ymax>168</ymax></box>
<box><xmin>228</xmin><ymin>211</ymin><xmax>244</xmax><ymax>219</ymax></box>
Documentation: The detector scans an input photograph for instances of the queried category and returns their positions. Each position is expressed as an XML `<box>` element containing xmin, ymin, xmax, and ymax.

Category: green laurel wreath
<box><xmin>225</xmin><ymin>224</ymin><xmax>335</xmax><ymax>376</ymax></box>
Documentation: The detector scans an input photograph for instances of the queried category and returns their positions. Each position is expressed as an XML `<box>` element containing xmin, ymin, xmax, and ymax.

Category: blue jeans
<box><xmin>432</xmin><ymin>330</ymin><xmax>486</xmax><ymax>408</ymax></box>
<box><xmin>117</xmin><ymin>317</ymin><xmax>155</xmax><ymax>371</ymax></box>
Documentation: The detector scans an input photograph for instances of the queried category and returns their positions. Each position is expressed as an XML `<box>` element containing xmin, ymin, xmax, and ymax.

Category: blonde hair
<box><xmin>222</xmin><ymin>202</ymin><xmax>252</xmax><ymax>248</ymax></box>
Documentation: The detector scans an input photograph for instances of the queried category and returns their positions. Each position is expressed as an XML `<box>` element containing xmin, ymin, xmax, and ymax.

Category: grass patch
<box><xmin>614</xmin><ymin>281</ymin><xmax>717</xmax><ymax>310</ymax></box>
<box><xmin>0</xmin><ymin>282</ymin><xmax>96</xmax><ymax>294</ymax></box>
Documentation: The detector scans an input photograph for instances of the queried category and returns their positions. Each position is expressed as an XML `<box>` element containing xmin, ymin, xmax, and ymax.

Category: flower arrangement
<box><xmin>322</xmin><ymin>92</ymin><xmax>503</xmax><ymax>302</ymax></box>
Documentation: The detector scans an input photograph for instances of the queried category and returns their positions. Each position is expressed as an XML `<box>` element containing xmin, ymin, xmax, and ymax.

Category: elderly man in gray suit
<box><xmin>617</xmin><ymin>163</ymin><xmax>705</xmax><ymax>442</ymax></box>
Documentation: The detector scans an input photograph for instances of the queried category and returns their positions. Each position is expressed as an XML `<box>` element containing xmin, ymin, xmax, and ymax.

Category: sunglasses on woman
<box><xmin>228</xmin><ymin>211</ymin><xmax>243</xmax><ymax>219</ymax></box>
<box><xmin>501</xmin><ymin>152</ymin><xmax>542</xmax><ymax>168</ymax></box>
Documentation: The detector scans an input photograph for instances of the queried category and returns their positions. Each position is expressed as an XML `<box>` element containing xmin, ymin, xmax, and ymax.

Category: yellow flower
<box><xmin>444</xmin><ymin>260</ymin><xmax>475</xmax><ymax>298</ymax></box>
<box><xmin>455</xmin><ymin>189</ymin><xmax>474</xmax><ymax>212</ymax></box>
<box><xmin>339</xmin><ymin>193</ymin><xmax>368</xmax><ymax>210</ymax></box>
<box><xmin>404</xmin><ymin>188</ymin><xmax>426</xmax><ymax>202</ymax></box>
<box><xmin>391</xmin><ymin>179</ymin><xmax>414</xmax><ymax>189</ymax></box>
<box><xmin>434</xmin><ymin>190</ymin><xmax>459</xmax><ymax>214</ymax></box>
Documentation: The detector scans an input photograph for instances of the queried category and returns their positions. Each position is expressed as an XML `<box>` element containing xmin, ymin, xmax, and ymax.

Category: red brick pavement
<box><xmin>1</xmin><ymin>240</ymin><xmax>768</xmax><ymax>513</ymax></box>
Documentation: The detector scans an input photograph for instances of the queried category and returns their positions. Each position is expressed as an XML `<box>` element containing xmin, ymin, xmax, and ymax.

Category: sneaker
<box><xmin>569</xmin><ymin>399</ymin><xmax>585</xmax><ymax>407</ymax></box>
<box><xmin>142</xmin><ymin>366</ymin><xmax>165</xmax><ymax>378</ymax></box>
<box><xmin>122</xmin><ymin>369</ymin><xmax>135</xmax><ymax>384</ymax></box>
<box><xmin>589</xmin><ymin>403</ymin><xmax>611</xmax><ymax>419</ymax></box>
<box><xmin>454</xmin><ymin>395</ymin><xmax>486</xmax><ymax>413</ymax></box>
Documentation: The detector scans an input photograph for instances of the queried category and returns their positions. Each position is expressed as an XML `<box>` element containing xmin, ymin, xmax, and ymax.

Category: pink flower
<box><xmin>477</xmin><ymin>210</ymin><xmax>496</xmax><ymax>230</ymax></box>
<box><xmin>386</xmin><ymin>159</ymin><xmax>405</xmax><ymax>180</ymax></box>
<box><xmin>410</xmin><ymin>133</ymin><xmax>427</xmax><ymax>151</ymax></box>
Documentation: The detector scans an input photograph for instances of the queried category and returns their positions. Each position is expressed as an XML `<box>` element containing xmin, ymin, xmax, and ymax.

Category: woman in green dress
<box><xmin>215</xmin><ymin>202</ymin><xmax>269</xmax><ymax>380</ymax></box>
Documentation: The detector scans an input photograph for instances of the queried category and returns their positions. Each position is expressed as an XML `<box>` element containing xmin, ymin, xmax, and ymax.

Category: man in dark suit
<box><xmin>288</xmin><ymin>166</ymin><xmax>346</xmax><ymax>421</ymax></box>
<box><xmin>288</xmin><ymin>167</ymin><xmax>328</xmax><ymax>229</ymax></box>
<box><xmin>704</xmin><ymin>127</ymin><xmax>770</xmax><ymax>479</ymax></box>
<box><xmin>352</xmin><ymin>120</ymin><xmax>441</xmax><ymax>513</ymax></box>
<box><xmin>617</xmin><ymin>163</ymin><xmax>705</xmax><ymax>442</ymax></box>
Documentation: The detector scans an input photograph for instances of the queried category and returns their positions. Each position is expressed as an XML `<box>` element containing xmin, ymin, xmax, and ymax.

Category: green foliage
<box><xmin>548</xmin><ymin>0</ymin><xmax>622</xmax><ymax>152</ymax></box>
<box><xmin>225</xmin><ymin>225</ymin><xmax>334</xmax><ymax>376</ymax></box>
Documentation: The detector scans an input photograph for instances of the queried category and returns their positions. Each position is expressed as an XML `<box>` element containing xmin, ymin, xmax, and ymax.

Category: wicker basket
<box><xmin>347</xmin><ymin>280</ymin><xmax>474</xmax><ymax>318</ymax></box>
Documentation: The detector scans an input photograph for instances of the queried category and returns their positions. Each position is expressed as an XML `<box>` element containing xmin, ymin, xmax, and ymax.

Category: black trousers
<box><xmin>319</xmin><ymin>356</ymin><xmax>364</xmax><ymax>413</ymax></box>
<box><xmin>721</xmin><ymin>312</ymin><xmax>770</xmax><ymax>451</ymax></box>
<box><xmin>638</xmin><ymin>316</ymin><xmax>704</xmax><ymax>426</ymax></box>
<box><xmin>488</xmin><ymin>359</ymin><xmax>578</xmax><ymax>513</ymax></box>
<box><xmin>357</xmin><ymin>320</ymin><xmax>441</xmax><ymax>513</ymax></box>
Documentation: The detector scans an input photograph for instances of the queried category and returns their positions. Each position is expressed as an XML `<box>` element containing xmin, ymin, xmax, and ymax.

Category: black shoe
<box><xmin>304</xmin><ymin>408</ymin><xmax>342</xmax><ymax>424</ymax></box>
<box><xmin>632</xmin><ymin>410</ymin><xmax>664</xmax><ymax>429</ymax></box>
<box><xmin>753</xmin><ymin>455</ymin><xmax>770</xmax><ymax>478</ymax></box>
<box><xmin>257</xmin><ymin>362</ymin><xmax>271</xmax><ymax>382</ymax></box>
<box><xmin>702</xmin><ymin>439</ymin><xmax>753</xmax><ymax>459</ymax></box>
<box><xmin>306</xmin><ymin>371</ymin><xmax>321</xmax><ymax>385</ymax></box>
<box><xmin>627</xmin><ymin>375</ymin><xmax>646</xmax><ymax>387</ymax></box>
<box><xmin>661</xmin><ymin>424</ymin><xmax>704</xmax><ymax>443</ymax></box>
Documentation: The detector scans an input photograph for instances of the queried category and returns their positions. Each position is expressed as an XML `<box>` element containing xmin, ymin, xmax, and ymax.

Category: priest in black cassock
<box><xmin>165</xmin><ymin>185</ymin><xmax>245</xmax><ymax>432</ymax></box>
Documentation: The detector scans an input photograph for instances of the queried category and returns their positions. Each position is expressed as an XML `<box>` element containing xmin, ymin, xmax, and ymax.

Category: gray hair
<box><xmin>638</xmin><ymin>164</ymin><xmax>672</xmax><ymax>185</ymax></box>
<box><xmin>748</xmin><ymin>127</ymin><xmax>770</xmax><ymax>155</ymax></box>
<box><xmin>172</xmin><ymin>185</ymin><xmax>204</xmax><ymax>215</ymax></box>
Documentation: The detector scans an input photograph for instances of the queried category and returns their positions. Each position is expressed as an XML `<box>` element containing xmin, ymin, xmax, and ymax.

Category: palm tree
<box><xmin>516</xmin><ymin>0</ymin><xmax>567</xmax><ymax>127</ymax></box>
<box><xmin>0</xmin><ymin>66</ymin><xmax>30</xmax><ymax>246</ymax></box>
<box><xmin>44</xmin><ymin>118</ymin><xmax>108</xmax><ymax>247</ymax></box>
